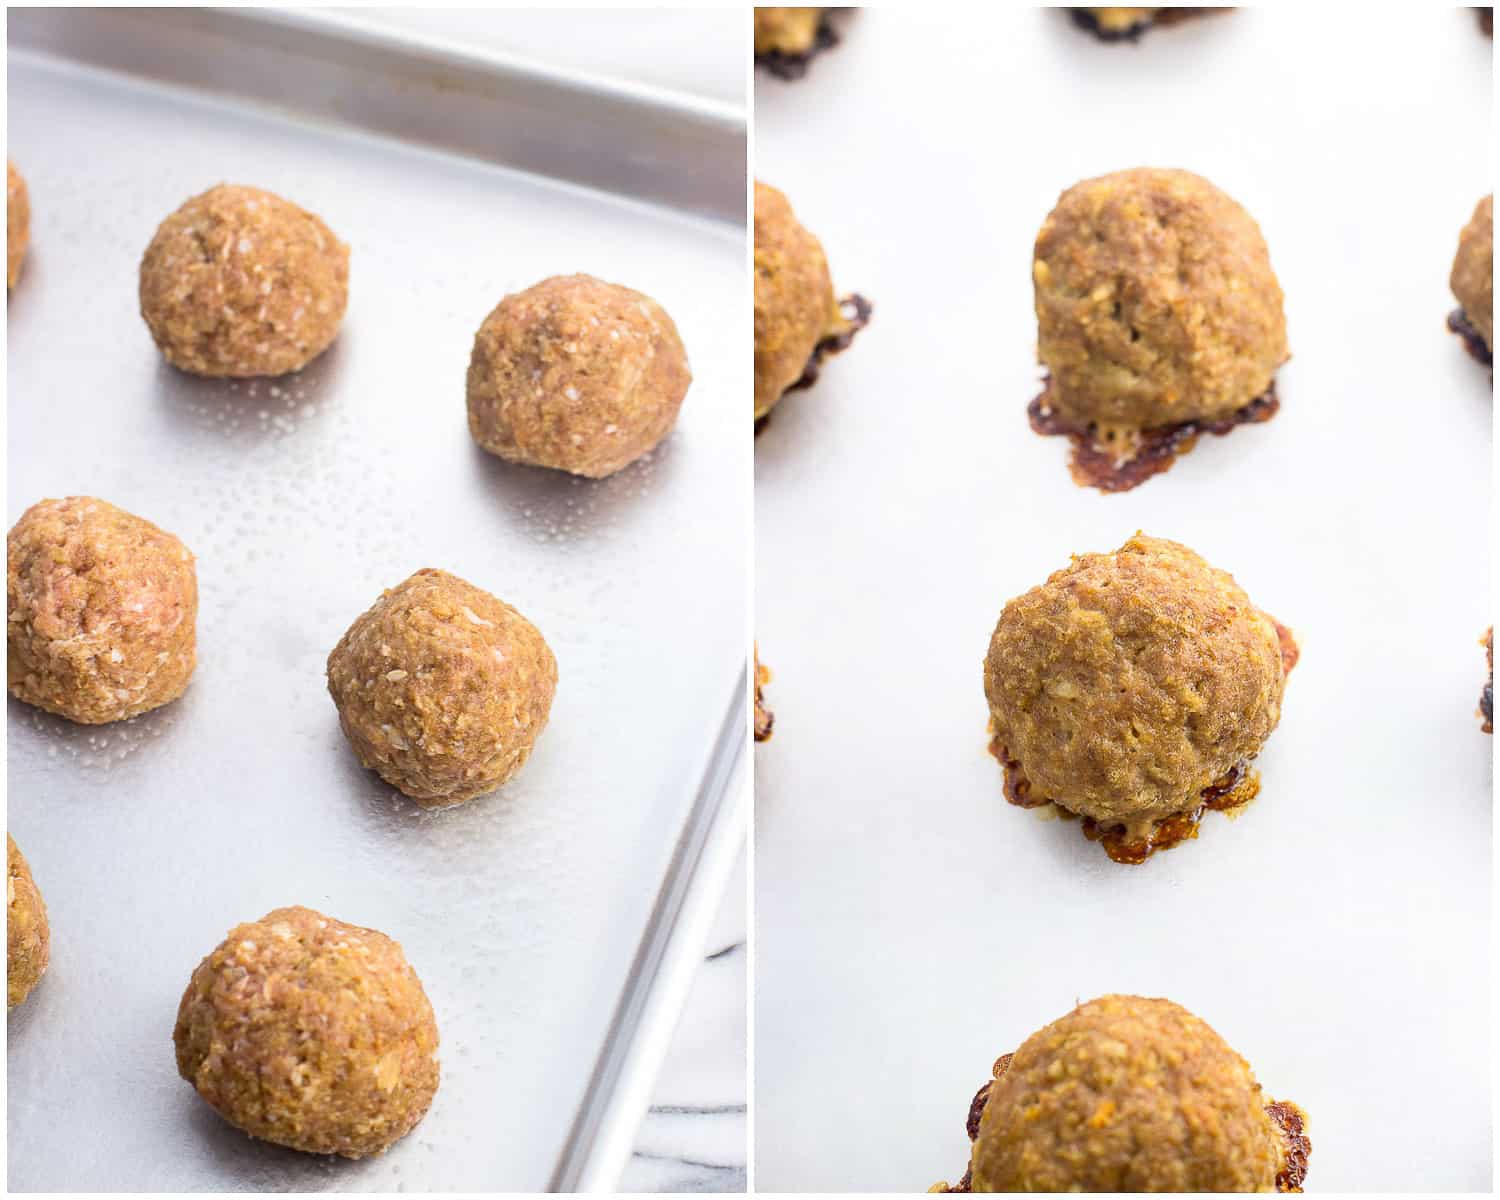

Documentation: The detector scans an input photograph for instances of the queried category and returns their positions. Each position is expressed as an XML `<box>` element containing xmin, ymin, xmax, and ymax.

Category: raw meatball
<box><xmin>967</xmin><ymin>995</ymin><xmax>1306</xmax><ymax>1192</ymax></box>
<box><xmin>174</xmin><ymin>905</ymin><xmax>439</xmax><ymax>1158</ymax></box>
<box><xmin>1450</xmin><ymin>194</ymin><xmax>1493</xmax><ymax>354</ymax></box>
<box><xmin>754</xmin><ymin>7</ymin><xmax>824</xmax><ymax>55</ymax></box>
<box><xmin>983</xmin><ymin>534</ymin><xmax>1291</xmax><ymax>834</ymax></box>
<box><xmin>754</xmin><ymin>181</ymin><xmax>851</xmax><ymax>419</ymax></box>
<box><xmin>139</xmin><ymin>184</ymin><xmax>349</xmax><ymax>377</ymax></box>
<box><xmin>327</xmin><ymin>569</ymin><xmax>557</xmax><ymax>807</ymax></box>
<box><xmin>8</xmin><ymin>161</ymin><xmax>29</xmax><ymax>289</ymax></box>
<box><xmin>467</xmin><ymin>274</ymin><xmax>690</xmax><ymax>479</ymax></box>
<box><xmin>8</xmin><ymin>496</ymin><xmax>197</xmax><ymax>725</ymax></box>
<box><xmin>1034</xmin><ymin>168</ymin><xmax>1287</xmax><ymax>435</ymax></box>
<box><xmin>7</xmin><ymin>834</ymin><xmax>49</xmax><ymax>1011</ymax></box>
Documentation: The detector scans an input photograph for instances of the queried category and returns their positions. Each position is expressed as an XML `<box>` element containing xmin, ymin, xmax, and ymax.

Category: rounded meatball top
<box><xmin>971</xmin><ymin>994</ymin><xmax>1287</xmax><ymax>1192</ymax></box>
<box><xmin>1034</xmin><ymin>167</ymin><xmax>1287</xmax><ymax>431</ymax></box>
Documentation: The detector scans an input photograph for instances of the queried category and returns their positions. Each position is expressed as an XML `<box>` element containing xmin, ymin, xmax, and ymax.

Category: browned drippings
<box><xmin>756</xmin><ymin>294</ymin><xmax>872</xmax><ymax>436</ymax></box>
<box><xmin>1082</xmin><ymin>762</ymin><xmax>1260</xmax><ymax>865</ymax></box>
<box><xmin>1481</xmin><ymin>627</ymin><xmax>1493</xmax><ymax>734</ymax></box>
<box><xmin>791</xmin><ymin>293</ymin><xmax>872</xmax><ymax>393</ymax></box>
<box><xmin>987</xmin><ymin>614</ymin><xmax>1297</xmax><ymax>862</ymax></box>
<box><xmin>1067</xmin><ymin>6</ymin><xmax>1220</xmax><ymax>42</ymax></box>
<box><xmin>1028</xmin><ymin>377</ymin><xmax>1280</xmax><ymax>493</ymax></box>
<box><xmin>1274</xmin><ymin>618</ymin><xmax>1300</xmax><ymax>676</ymax></box>
<box><xmin>1266</xmin><ymin>1099</ymin><xmax>1311</xmax><ymax>1193</ymax></box>
<box><xmin>754</xmin><ymin>649</ymin><xmax>775</xmax><ymax>742</ymax></box>
<box><xmin>939</xmin><ymin>1051</ymin><xmax>1309</xmax><ymax>1193</ymax></box>
<box><xmin>1480</xmin><ymin>7</ymin><xmax>1494</xmax><ymax>37</ymax></box>
<box><xmin>988</xmin><ymin>743</ymin><xmax>1261</xmax><ymax>865</ymax></box>
<box><xmin>1448</xmin><ymin>308</ymin><xmax>1493</xmax><ymax>367</ymax></box>
<box><xmin>755</xmin><ymin>12</ymin><xmax>840</xmax><ymax>79</ymax></box>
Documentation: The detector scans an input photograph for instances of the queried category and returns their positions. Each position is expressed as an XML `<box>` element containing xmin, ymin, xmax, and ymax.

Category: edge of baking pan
<box><xmin>552</xmin><ymin>665</ymin><xmax>749</xmax><ymax>1192</ymax></box>
<box><xmin>6</xmin><ymin>6</ymin><xmax>746</xmax><ymax>225</ymax></box>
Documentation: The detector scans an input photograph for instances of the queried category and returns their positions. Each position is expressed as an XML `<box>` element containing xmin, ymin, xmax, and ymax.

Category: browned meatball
<box><xmin>754</xmin><ymin>181</ymin><xmax>851</xmax><ymax>420</ymax></box>
<box><xmin>8</xmin><ymin>497</ymin><xmax>197</xmax><ymax>725</ymax></box>
<box><xmin>8</xmin><ymin>161</ymin><xmax>29</xmax><ymax>290</ymax></box>
<box><xmin>1481</xmin><ymin>627</ymin><xmax>1493</xmax><ymax>734</ymax></box>
<box><xmin>1078</xmin><ymin>7</ymin><xmax>1162</xmax><ymax>37</ymax></box>
<box><xmin>753</xmin><ymin>648</ymin><xmax>774</xmax><ymax>742</ymax></box>
<box><xmin>983</xmin><ymin>534</ymin><xmax>1291</xmax><ymax>836</ymax></box>
<box><xmin>327</xmin><ymin>569</ymin><xmax>557</xmax><ymax>807</ymax></box>
<box><xmin>174</xmin><ymin>905</ymin><xmax>439</xmax><ymax>1158</ymax></box>
<box><xmin>7</xmin><ymin>834</ymin><xmax>49</xmax><ymax>1011</ymax></box>
<box><xmin>466</xmin><ymin>274</ymin><xmax>690</xmax><ymax>479</ymax></box>
<box><xmin>139</xmin><ymin>184</ymin><xmax>349</xmax><ymax>378</ymax></box>
<box><xmin>1450</xmin><ymin>194</ymin><xmax>1493</xmax><ymax>354</ymax></box>
<box><xmin>1034</xmin><ymin>168</ymin><xmax>1287</xmax><ymax>437</ymax></box>
<box><xmin>754</xmin><ymin>7</ymin><xmax>824</xmax><ymax>54</ymax></box>
<box><xmin>965</xmin><ymin>996</ymin><xmax>1305</xmax><ymax>1192</ymax></box>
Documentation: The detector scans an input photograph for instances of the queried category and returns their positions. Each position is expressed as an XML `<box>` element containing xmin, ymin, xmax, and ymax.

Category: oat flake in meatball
<box><xmin>7</xmin><ymin>834</ymin><xmax>49</xmax><ymax>1011</ymax></box>
<box><xmin>139</xmin><ymin>183</ymin><xmax>348</xmax><ymax>378</ymax></box>
<box><xmin>1030</xmin><ymin>168</ymin><xmax>1288</xmax><ymax>491</ymax></box>
<box><xmin>8</xmin><ymin>161</ymin><xmax>30</xmax><ymax>290</ymax></box>
<box><xmin>1449</xmin><ymin>194</ymin><xmax>1492</xmax><ymax>365</ymax></box>
<box><xmin>327</xmin><ymin>568</ymin><xmax>557</xmax><ymax>807</ymax></box>
<box><xmin>467</xmin><ymin>273</ymin><xmax>691</xmax><ymax>479</ymax></box>
<box><xmin>933</xmin><ymin>995</ymin><xmax>1309</xmax><ymax>1193</ymax></box>
<box><xmin>983</xmin><ymin>534</ymin><xmax>1295</xmax><ymax>863</ymax></box>
<box><xmin>754</xmin><ymin>181</ymin><xmax>867</xmax><ymax>422</ymax></box>
<box><xmin>174</xmin><ymin>905</ymin><xmax>439</xmax><ymax>1158</ymax></box>
<box><xmin>8</xmin><ymin>497</ymin><xmax>197</xmax><ymax>725</ymax></box>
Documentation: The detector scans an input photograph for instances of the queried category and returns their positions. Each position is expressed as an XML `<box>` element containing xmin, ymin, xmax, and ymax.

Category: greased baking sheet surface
<box><xmin>6</xmin><ymin>27</ymin><xmax>746</xmax><ymax>1193</ymax></box>
<box><xmin>754</xmin><ymin>8</ymin><xmax>1491</xmax><ymax>1191</ymax></box>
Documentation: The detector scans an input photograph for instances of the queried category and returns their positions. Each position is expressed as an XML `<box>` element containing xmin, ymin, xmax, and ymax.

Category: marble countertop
<box><xmin>619</xmin><ymin>845</ymin><xmax>747</xmax><ymax>1193</ymax></box>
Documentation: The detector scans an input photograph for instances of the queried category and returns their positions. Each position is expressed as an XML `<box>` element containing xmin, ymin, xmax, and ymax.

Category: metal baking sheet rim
<box><xmin>6</xmin><ymin>8</ymin><xmax>748</xmax><ymax>1193</ymax></box>
<box><xmin>7</xmin><ymin>6</ymin><xmax>747</xmax><ymax>226</ymax></box>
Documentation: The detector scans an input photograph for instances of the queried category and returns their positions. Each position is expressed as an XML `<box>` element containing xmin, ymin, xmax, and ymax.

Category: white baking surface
<box><xmin>754</xmin><ymin>7</ymin><xmax>1492</xmax><ymax>1192</ymax></box>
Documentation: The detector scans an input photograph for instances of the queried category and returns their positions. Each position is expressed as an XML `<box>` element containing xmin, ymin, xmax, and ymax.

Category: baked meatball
<box><xmin>1481</xmin><ymin>628</ymin><xmax>1493</xmax><ymax>734</ymax></box>
<box><xmin>174</xmin><ymin>905</ymin><xmax>439</xmax><ymax>1158</ymax></box>
<box><xmin>984</xmin><ymin>535</ymin><xmax>1292</xmax><ymax>843</ymax></box>
<box><xmin>755</xmin><ymin>181</ymin><xmax>862</xmax><ymax>420</ymax></box>
<box><xmin>8</xmin><ymin>161</ymin><xmax>29</xmax><ymax>290</ymax></box>
<box><xmin>942</xmin><ymin>995</ymin><xmax>1308</xmax><ymax>1192</ymax></box>
<box><xmin>1071</xmin><ymin>8</ymin><xmax>1219</xmax><ymax>40</ymax></box>
<box><xmin>754</xmin><ymin>648</ymin><xmax>774</xmax><ymax>742</ymax></box>
<box><xmin>7</xmin><ymin>834</ymin><xmax>49</xmax><ymax>1011</ymax></box>
<box><xmin>1075</xmin><ymin>8</ymin><xmax>1162</xmax><ymax>38</ymax></box>
<box><xmin>466</xmin><ymin>274</ymin><xmax>690</xmax><ymax>479</ymax></box>
<box><xmin>139</xmin><ymin>184</ymin><xmax>349</xmax><ymax>377</ymax></box>
<box><xmin>754</xmin><ymin>7</ymin><xmax>824</xmax><ymax>55</ymax></box>
<box><xmin>1449</xmin><ymin>194</ymin><xmax>1493</xmax><ymax>360</ymax></box>
<box><xmin>8</xmin><ymin>496</ymin><xmax>198</xmax><ymax>724</ymax></box>
<box><xmin>1035</xmin><ymin>168</ymin><xmax>1286</xmax><ymax>440</ymax></box>
<box><xmin>327</xmin><ymin>569</ymin><xmax>557</xmax><ymax>807</ymax></box>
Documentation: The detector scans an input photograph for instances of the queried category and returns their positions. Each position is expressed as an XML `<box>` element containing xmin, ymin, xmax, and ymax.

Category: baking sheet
<box><xmin>7</xmin><ymin>10</ymin><xmax>747</xmax><ymax>1193</ymax></box>
<box><xmin>754</xmin><ymin>8</ymin><xmax>1492</xmax><ymax>1192</ymax></box>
